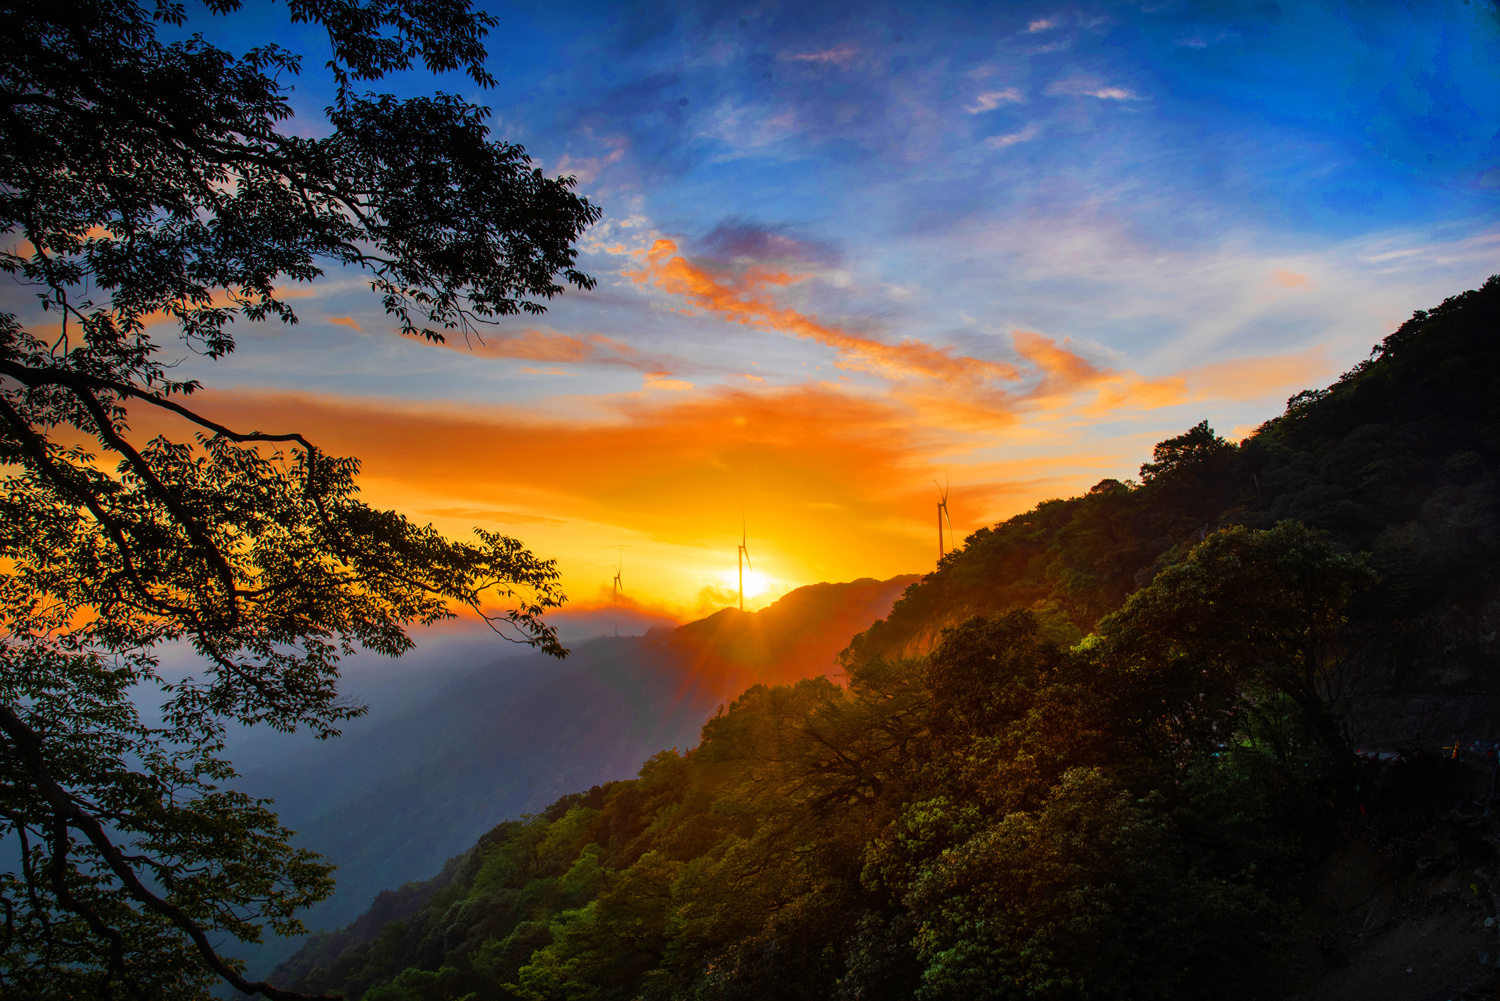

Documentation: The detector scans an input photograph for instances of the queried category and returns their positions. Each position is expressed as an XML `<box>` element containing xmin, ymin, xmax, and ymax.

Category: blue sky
<box><xmin>114</xmin><ymin>0</ymin><xmax>1500</xmax><ymax>613</ymax></box>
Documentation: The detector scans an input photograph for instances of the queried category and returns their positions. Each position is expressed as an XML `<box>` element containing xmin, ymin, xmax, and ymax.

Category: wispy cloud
<box><xmin>644</xmin><ymin>372</ymin><xmax>694</xmax><ymax>391</ymax></box>
<box><xmin>1179</xmin><ymin>348</ymin><xmax>1333</xmax><ymax>401</ymax></box>
<box><xmin>985</xmin><ymin>123</ymin><xmax>1041</xmax><ymax>148</ymax></box>
<box><xmin>781</xmin><ymin>43</ymin><xmax>858</xmax><ymax>68</ymax></box>
<box><xmin>1013</xmin><ymin>330</ymin><xmax>1186</xmax><ymax>412</ymax></box>
<box><xmin>620</xmin><ymin>237</ymin><xmax>1314</xmax><ymax>432</ymax></box>
<box><xmin>1046</xmin><ymin>77</ymin><xmax>1138</xmax><ymax>100</ymax></box>
<box><xmin>1175</xmin><ymin>29</ymin><xmax>1236</xmax><ymax>49</ymax></box>
<box><xmin>697</xmin><ymin>220</ymin><xmax>839</xmax><ymax>266</ymax></box>
<box><xmin>1027</xmin><ymin>17</ymin><xmax>1057</xmax><ymax>33</ymax></box>
<box><xmin>701</xmin><ymin>102</ymin><xmax>800</xmax><ymax>152</ymax></box>
<box><xmin>553</xmin><ymin>133</ymin><xmax>629</xmax><ymax>185</ymax></box>
<box><xmin>966</xmin><ymin>88</ymin><xmax>1026</xmax><ymax>113</ymax></box>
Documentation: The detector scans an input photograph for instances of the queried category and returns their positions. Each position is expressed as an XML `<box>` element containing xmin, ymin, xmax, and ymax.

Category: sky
<box><xmin>76</xmin><ymin>1</ymin><xmax>1500</xmax><ymax>628</ymax></box>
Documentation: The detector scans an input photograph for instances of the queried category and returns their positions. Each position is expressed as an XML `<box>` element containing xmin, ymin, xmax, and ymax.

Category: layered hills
<box><xmin>273</xmin><ymin>277</ymin><xmax>1500</xmax><ymax>1000</ymax></box>
<box><xmin>240</xmin><ymin>574</ymin><xmax>916</xmax><ymax>974</ymax></box>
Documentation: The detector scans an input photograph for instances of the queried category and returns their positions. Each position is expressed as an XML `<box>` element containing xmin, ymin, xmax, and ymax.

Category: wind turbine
<box><xmin>737</xmin><ymin>508</ymin><xmax>752</xmax><ymax>612</ymax></box>
<box><xmin>601</xmin><ymin>545</ymin><xmax>632</xmax><ymax>636</ymax></box>
<box><xmin>935</xmin><ymin>478</ymin><xmax>954</xmax><ymax>561</ymax></box>
<box><xmin>611</xmin><ymin>556</ymin><xmax>623</xmax><ymax>636</ymax></box>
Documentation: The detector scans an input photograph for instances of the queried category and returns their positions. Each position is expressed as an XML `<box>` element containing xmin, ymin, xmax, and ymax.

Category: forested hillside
<box><xmin>277</xmin><ymin>278</ymin><xmax>1500</xmax><ymax>1000</ymax></box>
<box><xmin>849</xmin><ymin>276</ymin><xmax>1500</xmax><ymax>745</ymax></box>
<box><xmin>237</xmin><ymin>576</ymin><xmax>916</xmax><ymax>976</ymax></box>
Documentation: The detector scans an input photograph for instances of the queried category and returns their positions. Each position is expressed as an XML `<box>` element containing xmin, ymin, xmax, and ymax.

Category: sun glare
<box><xmin>719</xmin><ymin>568</ymin><xmax>772</xmax><ymax>599</ymax></box>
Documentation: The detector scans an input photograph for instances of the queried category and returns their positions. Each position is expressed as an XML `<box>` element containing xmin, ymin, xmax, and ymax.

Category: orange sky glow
<box><xmin>131</xmin><ymin>322</ymin><xmax>1337</xmax><ymax>626</ymax></box>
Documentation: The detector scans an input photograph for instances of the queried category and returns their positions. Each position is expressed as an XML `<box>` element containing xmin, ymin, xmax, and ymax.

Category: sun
<box><xmin>719</xmin><ymin>568</ymin><xmax>772</xmax><ymax>599</ymax></box>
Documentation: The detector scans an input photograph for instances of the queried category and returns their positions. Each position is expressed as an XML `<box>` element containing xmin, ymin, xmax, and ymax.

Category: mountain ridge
<box><xmin>240</xmin><ymin>574</ymin><xmax>918</xmax><ymax>976</ymax></box>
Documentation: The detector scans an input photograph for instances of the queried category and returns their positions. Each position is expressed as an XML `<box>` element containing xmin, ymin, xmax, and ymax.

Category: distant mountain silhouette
<box><xmin>240</xmin><ymin>574</ymin><xmax>916</xmax><ymax>976</ymax></box>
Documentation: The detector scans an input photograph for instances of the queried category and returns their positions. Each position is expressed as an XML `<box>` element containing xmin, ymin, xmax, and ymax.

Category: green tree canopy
<box><xmin>1096</xmin><ymin>521</ymin><xmax>1377</xmax><ymax>765</ymax></box>
<box><xmin>1137</xmin><ymin>419</ymin><xmax>1233</xmax><ymax>483</ymax></box>
<box><xmin>0</xmin><ymin>2</ymin><xmax>599</xmax><ymax>997</ymax></box>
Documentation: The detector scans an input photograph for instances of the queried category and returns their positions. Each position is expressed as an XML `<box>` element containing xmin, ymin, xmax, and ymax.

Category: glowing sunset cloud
<box><xmin>630</xmin><ymin>238</ymin><xmax>1021</xmax><ymax>388</ymax></box>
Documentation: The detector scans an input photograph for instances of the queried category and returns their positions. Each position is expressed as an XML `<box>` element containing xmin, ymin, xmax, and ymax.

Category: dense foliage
<box><xmin>0</xmin><ymin>3</ymin><xmax>597</xmax><ymax>997</ymax></box>
<box><xmin>280</xmin><ymin>522</ymin><xmax>1366</xmax><ymax>1001</ymax></box>
<box><xmin>280</xmin><ymin>277</ymin><xmax>1499</xmax><ymax>1000</ymax></box>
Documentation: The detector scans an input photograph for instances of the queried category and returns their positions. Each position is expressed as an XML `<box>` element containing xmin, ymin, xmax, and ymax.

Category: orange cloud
<box><xmin>1085</xmin><ymin>347</ymin><xmax>1333</xmax><ymax>414</ymax></box>
<box><xmin>1013</xmin><ymin>330</ymin><xmax>1107</xmax><ymax>393</ymax></box>
<box><xmin>626</xmin><ymin>242</ymin><xmax>1306</xmax><ymax>430</ymax></box>
<box><xmin>1270</xmin><ymin>269</ymin><xmax>1309</xmax><ymax>288</ymax></box>
<box><xmin>1013</xmin><ymin>330</ymin><xmax>1187</xmax><ymax>412</ymax></box>
<box><xmin>112</xmin><ymin>341</ymin><xmax>1326</xmax><ymax>619</ymax></box>
<box><xmin>644</xmin><ymin>372</ymin><xmax>694</xmax><ymax>391</ymax></box>
<box><xmin>631</xmin><ymin>239</ymin><xmax>1019</xmax><ymax>387</ymax></box>
<box><xmin>328</xmin><ymin>316</ymin><xmax>363</xmax><ymax>332</ymax></box>
<box><xmin>1089</xmin><ymin>373</ymin><xmax>1190</xmax><ymax>413</ymax></box>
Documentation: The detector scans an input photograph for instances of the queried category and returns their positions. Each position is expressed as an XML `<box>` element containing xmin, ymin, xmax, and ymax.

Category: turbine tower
<box><xmin>935</xmin><ymin>478</ymin><xmax>954</xmax><ymax>561</ymax></box>
<box><xmin>737</xmin><ymin>509</ymin><xmax>752</xmax><ymax>612</ymax></box>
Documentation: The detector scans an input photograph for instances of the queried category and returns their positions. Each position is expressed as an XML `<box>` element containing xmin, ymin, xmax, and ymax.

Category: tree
<box><xmin>893</xmin><ymin>768</ymin><xmax>1271</xmax><ymax>1001</ymax></box>
<box><xmin>1096</xmin><ymin>521</ymin><xmax>1377</xmax><ymax>767</ymax></box>
<box><xmin>1137</xmin><ymin>419</ymin><xmax>1233</xmax><ymax>483</ymax></box>
<box><xmin>0</xmin><ymin>2</ymin><xmax>600</xmax><ymax>997</ymax></box>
